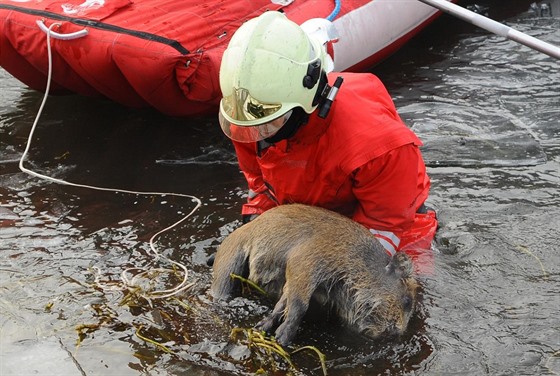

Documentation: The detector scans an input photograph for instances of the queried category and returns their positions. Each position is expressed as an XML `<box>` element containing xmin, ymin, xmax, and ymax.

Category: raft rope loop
<box><xmin>19</xmin><ymin>21</ymin><xmax>202</xmax><ymax>299</ymax></box>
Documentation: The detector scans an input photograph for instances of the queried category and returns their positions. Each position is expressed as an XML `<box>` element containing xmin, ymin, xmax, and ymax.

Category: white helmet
<box><xmin>218</xmin><ymin>11</ymin><xmax>329</xmax><ymax>142</ymax></box>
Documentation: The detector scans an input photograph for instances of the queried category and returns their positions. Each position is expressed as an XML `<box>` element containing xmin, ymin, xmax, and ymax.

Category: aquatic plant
<box><xmin>231</xmin><ymin>328</ymin><xmax>327</xmax><ymax>376</ymax></box>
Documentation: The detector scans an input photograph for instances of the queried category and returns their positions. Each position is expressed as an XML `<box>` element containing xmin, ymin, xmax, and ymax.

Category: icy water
<box><xmin>1</xmin><ymin>1</ymin><xmax>559</xmax><ymax>375</ymax></box>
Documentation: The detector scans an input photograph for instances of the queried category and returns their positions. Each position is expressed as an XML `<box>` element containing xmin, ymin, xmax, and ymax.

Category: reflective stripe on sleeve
<box><xmin>247</xmin><ymin>189</ymin><xmax>258</xmax><ymax>199</ymax></box>
<box><xmin>369</xmin><ymin>228</ymin><xmax>400</xmax><ymax>256</ymax></box>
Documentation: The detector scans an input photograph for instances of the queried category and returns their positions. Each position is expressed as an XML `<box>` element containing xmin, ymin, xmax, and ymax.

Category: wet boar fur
<box><xmin>210</xmin><ymin>204</ymin><xmax>419</xmax><ymax>346</ymax></box>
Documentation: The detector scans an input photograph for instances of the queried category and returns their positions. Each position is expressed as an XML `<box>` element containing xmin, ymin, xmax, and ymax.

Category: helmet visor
<box><xmin>219</xmin><ymin>110</ymin><xmax>293</xmax><ymax>143</ymax></box>
<box><xmin>221</xmin><ymin>87</ymin><xmax>283</xmax><ymax>124</ymax></box>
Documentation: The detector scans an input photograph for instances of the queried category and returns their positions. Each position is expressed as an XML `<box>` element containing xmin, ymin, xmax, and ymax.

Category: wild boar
<box><xmin>211</xmin><ymin>204</ymin><xmax>418</xmax><ymax>346</ymax></box>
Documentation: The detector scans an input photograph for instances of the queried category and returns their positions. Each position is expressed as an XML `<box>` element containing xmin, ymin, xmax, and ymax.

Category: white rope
<box><xmin>20</xmin><ymin>21</ymin><xmax>202</xmax><ymax>299</ymax></box>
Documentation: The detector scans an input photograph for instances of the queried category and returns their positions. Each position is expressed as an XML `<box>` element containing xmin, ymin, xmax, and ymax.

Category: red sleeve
<box><xmin>232</xmin><ymin>141</ymin><xmax>278</xmax><ymax>216</ymax></box>
<box><xmin>351</xmin><ymin>144</ymin><xmax>430</xmax><ymax>254</ymax></box>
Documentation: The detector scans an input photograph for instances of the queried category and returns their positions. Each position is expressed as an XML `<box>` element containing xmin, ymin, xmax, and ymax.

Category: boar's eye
<box><xmin>402</xmin><ymin>295</ymin><xmax>413</xmax><ymax>311</ymax></box>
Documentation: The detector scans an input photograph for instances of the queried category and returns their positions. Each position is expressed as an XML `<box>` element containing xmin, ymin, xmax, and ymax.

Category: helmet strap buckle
<box><xmin>302</xmin><ymin>60</ymin><xmax>322</xmax><ymax>89</ymax></box>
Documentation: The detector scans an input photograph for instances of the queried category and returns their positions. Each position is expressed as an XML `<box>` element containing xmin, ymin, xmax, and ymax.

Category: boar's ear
<box><xmin>385</xmin><ymin>261</ymin><xmax>394</xmax><ymax>274</ymax></box>
<box><xmin>385</xmin><ymin>256</ymin><xmax>398</xmax><ymax>275</ymax></box>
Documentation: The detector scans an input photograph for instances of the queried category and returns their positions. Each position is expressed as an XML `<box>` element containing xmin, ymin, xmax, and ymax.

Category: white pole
<box><xmin>418</xmin><ymin>0</ymin><xmax>560</xmax><ymax>59</ymax></box>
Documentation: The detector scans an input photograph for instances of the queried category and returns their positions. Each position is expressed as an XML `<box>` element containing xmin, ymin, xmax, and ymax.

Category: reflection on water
<box><xmin>1</xmin><ymin>1</ymin><xmax>559</xmax><ymax>375</ymax></box>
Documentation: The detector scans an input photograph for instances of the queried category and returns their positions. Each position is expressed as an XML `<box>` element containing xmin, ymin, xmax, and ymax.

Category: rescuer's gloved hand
<box><xmin>206</xmin><ymin>253</ymin><xmax>216</xmax><ymax>267</ymax></box>
<box><xmin>242</xmin><ymin>214</ymin><xmax>259</xmax><ymax>224</ymax></box>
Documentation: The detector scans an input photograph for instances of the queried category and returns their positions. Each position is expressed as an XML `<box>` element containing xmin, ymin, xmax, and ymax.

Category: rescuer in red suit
<box><xmin>216</xmin><ymin>11</ymin><xmax>438</xmax><ymax>274</ymax></box>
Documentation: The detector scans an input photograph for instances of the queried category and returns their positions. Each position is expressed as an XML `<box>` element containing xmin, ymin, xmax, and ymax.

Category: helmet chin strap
<box><xmin>312</xmin><ymin>71</ymin><xmax>329</xmax><ymax>107</ymax></box>
<box><xmin>264</xmin><ymin>107</ymin><xmax>309</xmax><ymax>144</ymax></box>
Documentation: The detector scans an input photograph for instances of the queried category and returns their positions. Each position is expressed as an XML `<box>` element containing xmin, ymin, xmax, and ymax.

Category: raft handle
<box><xmin>36</xmin><ymin>20</ymin><xmax>89</xmax><ymax>40</ymax></box>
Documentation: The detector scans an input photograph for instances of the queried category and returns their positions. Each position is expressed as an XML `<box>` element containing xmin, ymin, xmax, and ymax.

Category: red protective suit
<box><xmin>232</xmin><ymin>72</ymin><xmax>438</xmax><ymax>273</ymax></box>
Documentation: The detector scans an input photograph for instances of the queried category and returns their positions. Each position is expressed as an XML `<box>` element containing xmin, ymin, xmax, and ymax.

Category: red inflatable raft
<box><xmin>0</xmin><ymin>0</ymin><xmax>444</xmax><ymax>116</ymax></box>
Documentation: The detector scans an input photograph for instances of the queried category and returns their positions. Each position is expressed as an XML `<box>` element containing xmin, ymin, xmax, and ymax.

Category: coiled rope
<box><xmin>19</xmin><ymin>21</ymin><xmax>202</xmax><ymax>299</ymax></box>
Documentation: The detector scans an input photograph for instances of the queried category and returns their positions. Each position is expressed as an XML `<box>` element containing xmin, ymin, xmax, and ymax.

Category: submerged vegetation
<box><xmin>69</xmin><ymin>268</ymin><xmax>329</xmax><ymax>374</ymax></box>
<box><xmin>231</xmin><ymin>328</ymin><xmax>328</xmax><ymax>376</ymax></box>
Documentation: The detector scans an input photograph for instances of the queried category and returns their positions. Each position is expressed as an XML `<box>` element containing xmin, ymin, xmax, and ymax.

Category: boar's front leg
<box><xmin>272</xmin><ymin>289</ymin><xmax>310</xmax><ymax>346</ymax></box>
<box><xmin>256</xmin><ymin>294</ymin><xmax>287</xmax><ymax>334</ymax></box>
<box><xmin>257</xmin><ymin>249</ymin><xmax>316</xmax><ymax>346</ymax></box>
<box><xmin>269</xmin><ymin>258</ymin><xmax>317</xmax><ymax>345</ymax></box>
<box><xmin>255</xmin><ymin>282</ymin><xmax>312</xmax><ymax>346</ymax></box>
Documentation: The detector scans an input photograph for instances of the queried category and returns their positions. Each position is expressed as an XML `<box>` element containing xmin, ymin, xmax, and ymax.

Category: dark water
<box><xmin>1</xmin><ymin>1</ymin><xmax>559</xmax><ymax>375</ymax></box>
